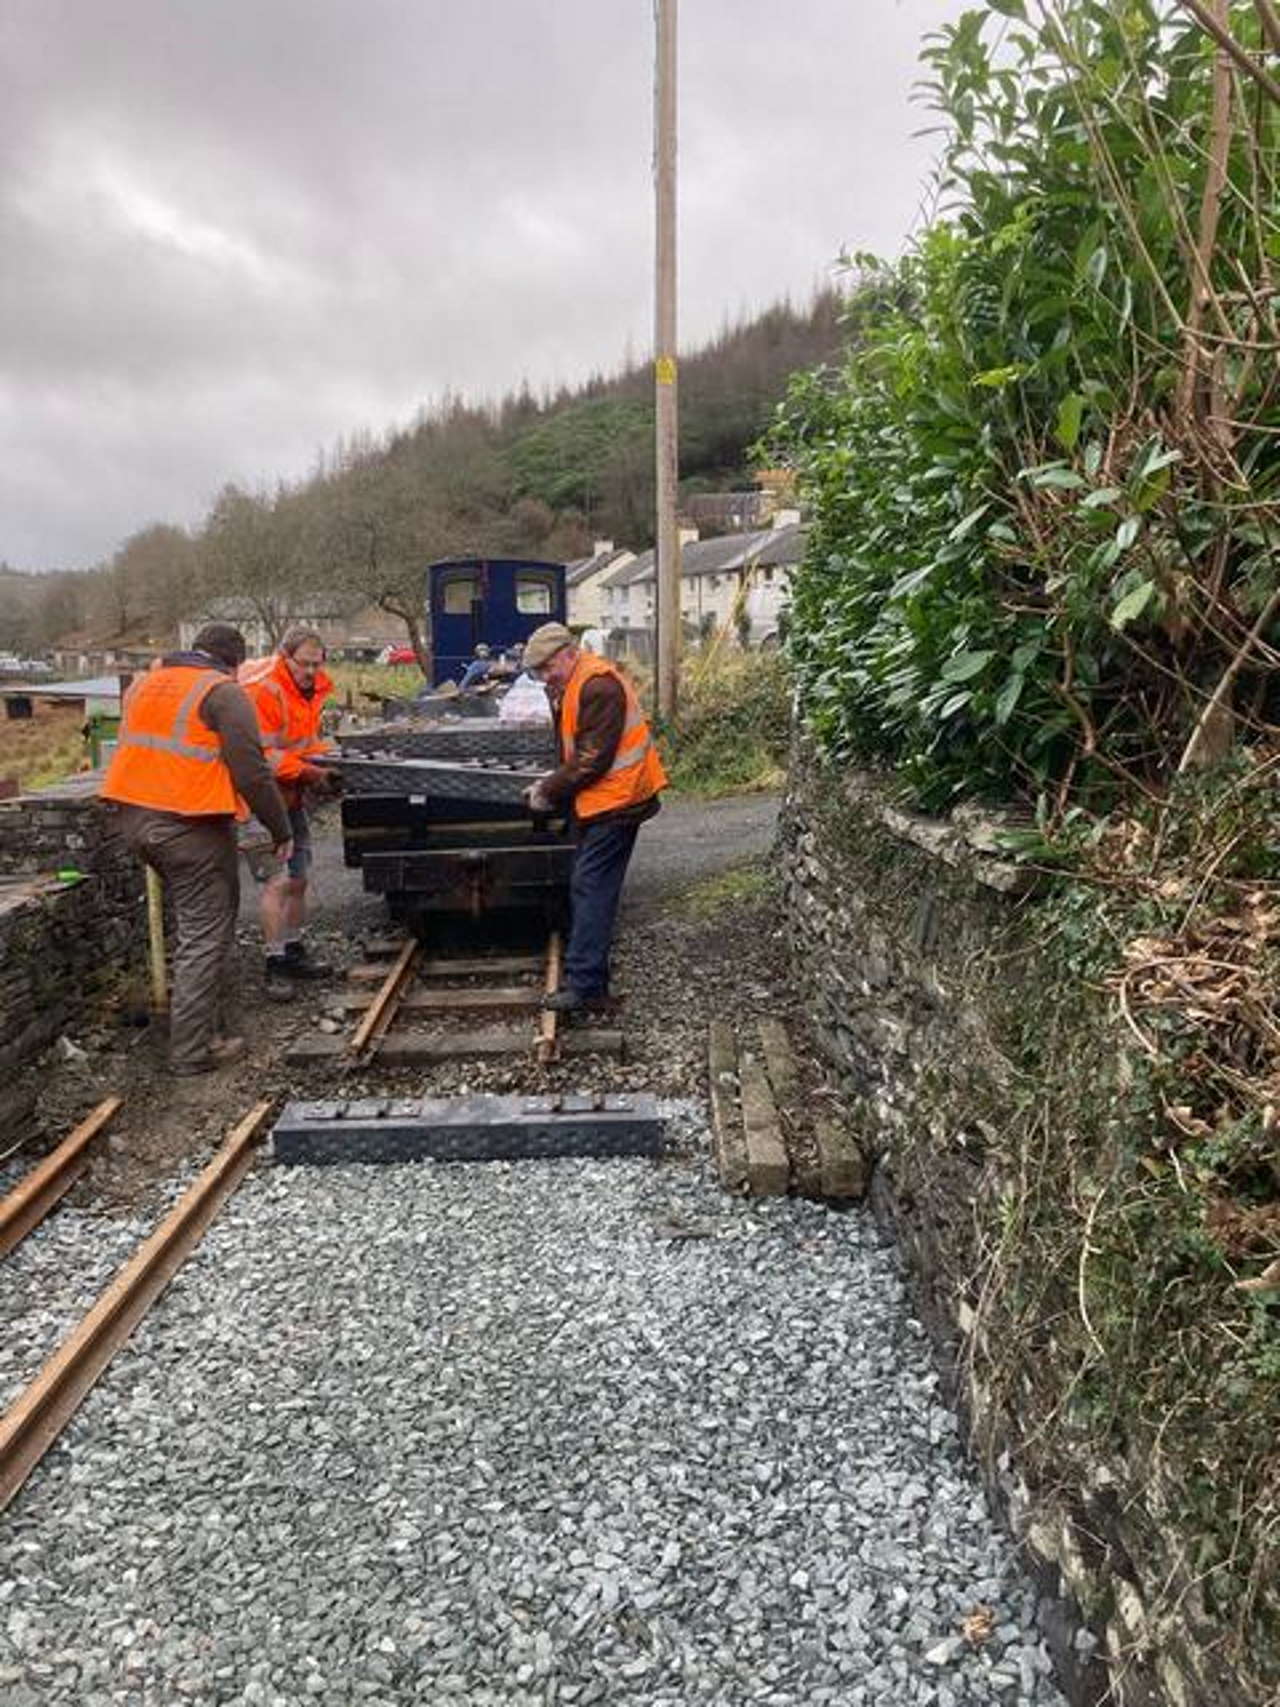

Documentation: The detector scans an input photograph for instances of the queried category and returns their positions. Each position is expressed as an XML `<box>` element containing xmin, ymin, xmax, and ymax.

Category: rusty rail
<box><xmin>0</xmin><ymin>1097</ymin><xmax>123</xmax><ymax>1259</ymax></box>
<box><xmin>536</xmin><ymin>932</ymin><xmax>564</xmax><ymax>1064</ymax></box>
<box><xmin>0</xmin><ymin>1100</ymin><xmax>272</xmax><ymax>1516</ymax></box>
<box><xmin>347</xmin><ymin>937</ymin><xmax>420</xmax><ymax>1060</ymax></box>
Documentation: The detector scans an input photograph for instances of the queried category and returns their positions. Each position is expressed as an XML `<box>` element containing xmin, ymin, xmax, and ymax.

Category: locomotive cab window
<box><xmin>515</xmin><ymin>572</ymin><xmax>555</xmax><ymax>615</ymax></box>
<box><xmin>439</xmin><ymin>573</ymin><xmax>480</xmax><ymax>614</ymax></box>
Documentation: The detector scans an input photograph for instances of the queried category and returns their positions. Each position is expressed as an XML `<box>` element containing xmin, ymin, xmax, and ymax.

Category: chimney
<box><xmin>678</xmin><ymin>525</ymin><xmax>699</xmax><ymax>548</ymax></box>
<box><xmin>592</xmin><ymin>539</ymin><xmax>614</xmax><ymax>558</ymax></box>
<box><xmin>771</xmin><ymin>508</ymin><xmax>801</xmax><ymax>530</ymax></box>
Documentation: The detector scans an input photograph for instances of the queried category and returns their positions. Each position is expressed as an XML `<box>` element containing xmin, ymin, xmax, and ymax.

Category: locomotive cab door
<box><xmin>431</xmin><ymin>565</ymin><xmax>486</xmax><ymax>683</ymax></box>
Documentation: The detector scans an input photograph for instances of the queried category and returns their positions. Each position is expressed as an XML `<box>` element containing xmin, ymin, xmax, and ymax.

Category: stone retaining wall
<box><xmin>777</xmin><ymin>746</ymin><xmax>1248</xmax><ymax>1707</ymax></box>
<box><xmin>0</xmin><ymin>780</ymin><xmax>146</xmax><ymax>1074</ymax></box>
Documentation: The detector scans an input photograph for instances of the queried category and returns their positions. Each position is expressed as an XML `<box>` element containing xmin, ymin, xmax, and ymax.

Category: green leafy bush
<box><xmin>661</xmin><ymin>653</ymin><xmax>790</xmax><ymax>796</ymax></box>
<box><xmin>770</xmin><ymin>1</ymin><xmax>1279</xmax><ymax>812</ymax></box>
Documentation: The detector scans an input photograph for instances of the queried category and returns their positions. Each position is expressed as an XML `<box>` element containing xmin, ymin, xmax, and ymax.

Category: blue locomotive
<box><xmin>428</xmin><ymin>558</ymin><xmax>566</xmax><ymax>685</ymax></box>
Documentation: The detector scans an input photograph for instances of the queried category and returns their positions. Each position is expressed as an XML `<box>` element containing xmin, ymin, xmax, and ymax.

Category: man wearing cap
<box><xmin>522</xmin><ymin>622</ymin><xmax>667</xmax><ymax>1013</ymax></box>
<box><xmin>100</xmin><ymin>623</ymin><xmax>292</xmax><ymax>1078</ymax></box>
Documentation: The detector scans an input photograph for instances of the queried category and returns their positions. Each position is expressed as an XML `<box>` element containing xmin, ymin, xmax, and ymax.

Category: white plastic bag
<box><xmin>498</xmin><ymin>673</ymin><xmax>553</xmax><ymax>724</ymax></box>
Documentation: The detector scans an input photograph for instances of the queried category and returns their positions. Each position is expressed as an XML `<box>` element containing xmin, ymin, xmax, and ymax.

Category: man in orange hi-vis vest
<box><xmin>100</xmin><ymin>623</ymin><xmax>292</xmax><ymax>1078</ymax></box>
<box><xmin>521</xmin><ymin>622</ymin><xmax>667</xmax><ymax>1013</ymax></box>
<box><xmin>239</xmin><ymin>625</ymin><xmax>339</xmax><ymax>997</ymax></box>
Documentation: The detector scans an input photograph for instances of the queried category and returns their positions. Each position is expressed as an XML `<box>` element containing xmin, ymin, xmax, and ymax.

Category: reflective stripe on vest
<box><xmin>560</xmin><ymin>654</ymin><xmax>667</xmax><ymax>819</ymax></box>
<box><xmin>240</xmin><ymin>655</ymin><xmax>333</xmax><ymax>780</ymax></box>
<box><xmin>100</xmin><ymin>666</ymin><xmax>240</xmax><ymax>816</ymax></box>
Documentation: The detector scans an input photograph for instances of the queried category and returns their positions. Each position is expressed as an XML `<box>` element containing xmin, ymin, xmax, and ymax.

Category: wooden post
<box><xmin>654</xmin><ymin>0</ymin><xmax>680</xmax><ymax>721</ymax></box>
<box><xmin>145</xmin><ymin>867</ymin><xmax>167</xmax><ymax>1014</ymax></box>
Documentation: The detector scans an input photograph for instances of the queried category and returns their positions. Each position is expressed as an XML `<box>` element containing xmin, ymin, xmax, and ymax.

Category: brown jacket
<box><xmin>541</xmin><ymin>673</ymin><xmax>661</xmax><ymax>828</ymax></box>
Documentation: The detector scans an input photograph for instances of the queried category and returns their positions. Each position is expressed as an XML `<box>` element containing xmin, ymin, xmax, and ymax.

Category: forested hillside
<box><xmin>1</xmin><ymin>294</ymin><xmax>842</xmax><ymax>656</ymax></box>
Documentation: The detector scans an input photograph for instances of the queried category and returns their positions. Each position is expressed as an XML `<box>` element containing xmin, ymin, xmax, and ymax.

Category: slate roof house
<box><xmin>600</xmin><ymin>513</ymin><xmax>804</xmax><ymax>657</ymax></box>
<box><xmin>564</xmin><ymin>541</ymin><xmax>636</xmax><ymax>630</ymax></box>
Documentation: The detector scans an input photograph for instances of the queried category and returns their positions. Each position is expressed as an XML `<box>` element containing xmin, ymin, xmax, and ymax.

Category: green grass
<box><xmin>677</xmin><ymin>859</ymin><xmax>772</xmax><ymax>918</ymax></box>
<box><xmin>660</xmin><ymin>654</ymin><xmax>790</xmax><ymax>798</ymax></box>
<box><xmin>326</xmin><ymin>662</ymin><xmax>427</xmax><ymax>705</ymax></box>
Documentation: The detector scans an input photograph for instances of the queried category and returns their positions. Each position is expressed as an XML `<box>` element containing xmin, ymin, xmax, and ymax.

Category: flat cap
<box><xmin>523</xmin><ymin>622</ymin><xmax>575</xmax><ymax>670</ymax></box>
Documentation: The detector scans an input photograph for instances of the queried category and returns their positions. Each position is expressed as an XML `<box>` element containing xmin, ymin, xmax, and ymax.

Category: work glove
<box><xmin>523</xmin><ymin>780</ymin><xmax>555</xmax><ymax>815</ymax></box>
<box><xmin>297</xmin><ymin>761</ymin><xmax>339</xmax><ymax>794</ymax></box>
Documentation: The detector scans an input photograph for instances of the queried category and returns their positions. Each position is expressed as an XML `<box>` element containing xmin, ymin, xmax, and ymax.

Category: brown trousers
<box><xmin>116</xmin><ymin>807</ymin><xmax>240</xmax><ymax>1069</ymax></box>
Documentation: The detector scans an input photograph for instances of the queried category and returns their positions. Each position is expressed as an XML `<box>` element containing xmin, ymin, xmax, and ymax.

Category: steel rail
<box><xmin>0</xmin><ymin>1096</ymin><xmax>123</xmax><ymax>1259</ymax></box>
<box><xmin>0</xmin><ymin>1100</ymin><xmax>272</xmax><ymax>1515</ymax></box>
<box><xmin>347</xmin><ymin>937</ymin><xmax>420</xmax><ymax>1059</ymax></box>
<box><xmin>536</xmin><ymin>931</ymin><xmax>564</xmax><ymax>1064</ymax></box>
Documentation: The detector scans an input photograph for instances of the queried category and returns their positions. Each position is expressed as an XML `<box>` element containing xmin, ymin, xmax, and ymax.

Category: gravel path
<box><xmin>1</xmin><ymin>1108</ymin><xmax>1065</xmax><ymax>1707</ymax></box>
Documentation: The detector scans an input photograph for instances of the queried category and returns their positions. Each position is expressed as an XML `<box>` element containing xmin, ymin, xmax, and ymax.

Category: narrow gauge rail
<box><xmin>0</xmin><ymin>700</ymin><xmax>617</xmax><ymax>1511</ymax></box>
<box><xmin>0</xmin><ymin>1103</ymin><xmax>272</xmax><ymax>1514</ymax></box>
<box><xmin>0</xmin><ymin>1096</ymin><xmax>122</xmax><ymax>1259</ymax></box>
<box><xmin>287</xmin><ymin>929</ymin><xmax>621</xmax><ymax>1069</ymax></box>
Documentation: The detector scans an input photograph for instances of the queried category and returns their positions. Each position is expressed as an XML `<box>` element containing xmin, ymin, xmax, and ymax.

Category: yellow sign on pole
<box><xmin>655</xmin><ymin>355</ymin><xmax>677</xmax><ymax>386</ymax></box>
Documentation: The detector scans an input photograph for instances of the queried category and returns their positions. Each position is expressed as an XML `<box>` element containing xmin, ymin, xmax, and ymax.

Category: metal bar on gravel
<box><xmin>0</xmin><ymin>1100</ymin><xmax>272</xmax><ymax>1515</ymax></box>
<box><xmin>0</xmin><ymin>1096</ymin><xmax>123</xmax><ymax>1259</ymax></box>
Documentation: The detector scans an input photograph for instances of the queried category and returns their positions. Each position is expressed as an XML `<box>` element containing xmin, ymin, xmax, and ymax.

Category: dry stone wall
<box><xmin>0</xmin><ymin>781</ymin><xmax>146</xmax><ymax>1075</ymax></box>
<box><xmin>778</xmin><ymin>745</ymin><xmax>1247</xmax><ymax>1707</ymax></box>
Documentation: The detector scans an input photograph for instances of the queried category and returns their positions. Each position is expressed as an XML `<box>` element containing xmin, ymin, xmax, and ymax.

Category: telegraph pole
<box><xmin>654</xmin><ymin>0</ymin><xmax>679</xmax><ymax>719</ymax></box>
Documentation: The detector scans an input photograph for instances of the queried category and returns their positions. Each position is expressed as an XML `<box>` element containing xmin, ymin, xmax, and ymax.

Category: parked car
<box><xmin>378</xmin><ymin>645</ymin><xmax>419</xmax><ymax>666</ymax></box>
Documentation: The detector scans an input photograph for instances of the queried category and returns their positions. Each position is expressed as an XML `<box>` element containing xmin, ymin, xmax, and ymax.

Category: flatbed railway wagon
<box><xmin>328</xmin><ymin>556</ymin><xmax>574</xmax><ymax>933</ymax></box>
<box><xmin>333</xmin><ymin>714</ymin><xmax>572</xmax><ymax>933</ymax></box>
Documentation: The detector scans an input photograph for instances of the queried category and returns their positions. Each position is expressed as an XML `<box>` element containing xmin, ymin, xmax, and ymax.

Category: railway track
<box><xmin>0</xmin><ymin>928</ymin><xmax>631</xmax><ymax>1513</ymax></box>
<box><xmin>0</xmin><ymin>1095</ymin><xmax>122</xmax><ymax>1259</ymax></box>
<box><xmin>288</xmin><ymin>928</ymin><xmax>623</xmax><ymax>1068</ymax></box>
<box><xmin>0</xmin><ymin>1102</ymin><xmax>273</xmax><ymax>1514</ymax></box>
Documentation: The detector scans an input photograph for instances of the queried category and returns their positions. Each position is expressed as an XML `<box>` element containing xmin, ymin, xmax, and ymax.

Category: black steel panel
<box><xmin>361</xmin><ymin>845</ymin><xmax>573</xmax><ymax>901</ymax></box>
<box><xmin>342</xmin><ymin>724</ymin><xmax>556</xmax><ymax>764</ymax></box>
<box><xmin>271</xmin><ymin>1092</ymin><xmax>663</xmax><ymax>1165</ymax></box>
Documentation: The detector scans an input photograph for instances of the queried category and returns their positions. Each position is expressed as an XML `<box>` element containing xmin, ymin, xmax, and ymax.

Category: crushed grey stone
<box><xmin>0</xmin><ymin>1105</ymin><xmax>1066</xmax><ymax>1706</ymax></box>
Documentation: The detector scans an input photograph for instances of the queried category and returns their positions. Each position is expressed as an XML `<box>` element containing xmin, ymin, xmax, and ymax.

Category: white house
<box><xmin>601</xmin><ymin>514</ymin><xmax>804</xmax><ymax>654</ymax></box>
<box><xmin>565</xmin><ymin>541</ymin><xmax>635</xmax><ymax>630</ymax></box>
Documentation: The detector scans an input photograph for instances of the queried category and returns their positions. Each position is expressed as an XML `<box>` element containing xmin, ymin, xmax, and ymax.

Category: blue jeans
<box><xmin>563</xmin><ymin>818</ymin><xmax>641</xmax><ymax>997</ymax></box>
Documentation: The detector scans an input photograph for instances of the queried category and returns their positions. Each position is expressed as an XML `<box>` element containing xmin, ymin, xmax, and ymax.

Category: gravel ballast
<box><xmin>0</xmin><ymin>1109</ymin><xmax>1066</xmax><ymax>1707</ymax></box>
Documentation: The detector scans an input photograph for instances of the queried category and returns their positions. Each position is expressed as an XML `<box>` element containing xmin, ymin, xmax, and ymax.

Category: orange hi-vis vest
<box><xmin>100</xmin><ymin>665</ymin><xmax>240</xmax><ymax>817</ymax></box>
<box><xmin>239</xmin><ymin>654</ymin><xmax>334</xmax><ymax>790</ymax></box>
<box><xmin>560</xmin><ymin>653</ymin><xmax>667</xmax><ymax>820</ymax></box>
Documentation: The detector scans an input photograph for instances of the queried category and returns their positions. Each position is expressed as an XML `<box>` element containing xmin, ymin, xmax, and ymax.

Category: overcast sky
<box><xmin>1</xmin><ymin>0</ymin><xmax>967</xmax><ymax>571</ymax></box>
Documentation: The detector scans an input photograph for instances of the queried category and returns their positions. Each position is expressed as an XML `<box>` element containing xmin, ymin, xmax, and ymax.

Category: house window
<box><xmin>765</xmin><ymin>568</ymin><xmax>775</xmax><ymax>583</ymax></box>
<box><xmin>439</xmin><ymin>574</ymin><xmax>480</xmax><ymax>615</ymax></box>
<box><xmin>515</xmin><ymin>571</ymin><xmax>556</xmax><ymax>615</ymax></box>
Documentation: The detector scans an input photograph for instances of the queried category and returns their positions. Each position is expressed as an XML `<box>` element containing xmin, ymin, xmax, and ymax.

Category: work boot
<box><xmin>264</xmin><ymin>943</ymin><xmax>332</xmax><ymax>996</ymax></box>
<box><xmin>540</xmin><ymin>987</ymin><xmax>617</xmax><ymax>1015</ymax></box>
<box><xmin>283</xmin><ymin>940</ymin><xmax>334</xmax><ymax>980</ymax></box>
<box><xmin>208</xmin><ymin>1035</ymin><xmax>246</xmax><ymax>1065</ymax></box>
<box><xmin>264</xmin><ymin>955</ymin><xmax>298</xmax><ymax>1002</ymax></box>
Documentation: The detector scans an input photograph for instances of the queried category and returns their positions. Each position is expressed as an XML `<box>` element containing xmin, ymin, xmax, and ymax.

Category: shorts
<box><xmin>284</xmin><ymin>806</ymin><xmax>312</xmax><ymax>878</ymax></box>
<box><xmin>240</xmin><ymin>805</ymin><xmax>312</xmax><ymax>881</ymax></box>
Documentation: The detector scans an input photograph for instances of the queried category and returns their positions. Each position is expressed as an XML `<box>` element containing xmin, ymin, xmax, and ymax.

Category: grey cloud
<box><xmin>1</xmin><ymin>0</ymin><xmax>967</xmax><ymax>567</ymax></box>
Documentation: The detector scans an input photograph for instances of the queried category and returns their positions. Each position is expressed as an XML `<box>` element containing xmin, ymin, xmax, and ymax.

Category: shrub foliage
<box><xmin>771</xmin><ymin>0</ymin><xmax>1279</xmax><ymax>811</ymax></box>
